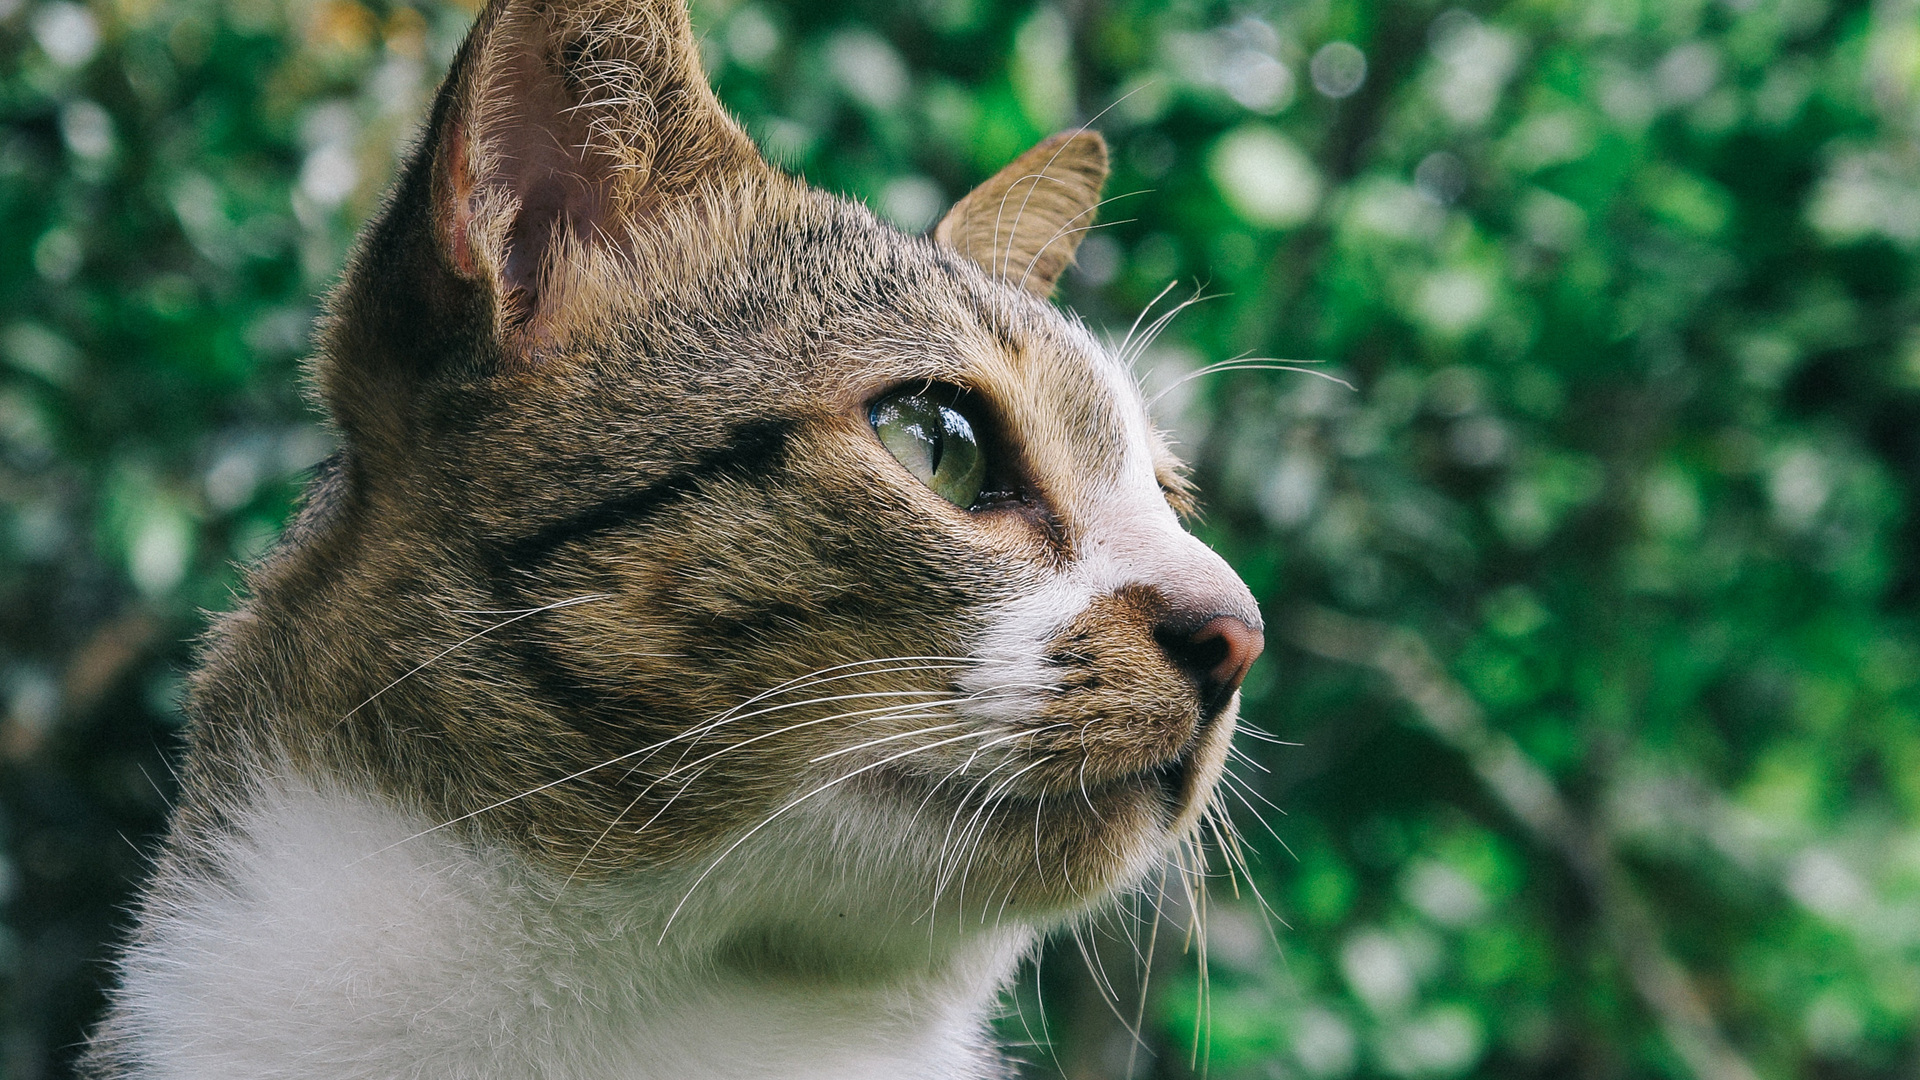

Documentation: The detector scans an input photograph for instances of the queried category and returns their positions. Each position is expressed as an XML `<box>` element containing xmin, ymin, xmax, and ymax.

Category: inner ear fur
<box><xmin>935</xmin><ymin>130</ymin><xmax>1109</xmax><ymax>297</ymax></box>
<box><xmin>315</xmin><ymin>0</ymin><xmax>767</xmax><ymax>460</ymax></box>
<box><xmin>438</xmin><ymin>0</ymin><xmax>766</xmax><ymax>342</ymax></box>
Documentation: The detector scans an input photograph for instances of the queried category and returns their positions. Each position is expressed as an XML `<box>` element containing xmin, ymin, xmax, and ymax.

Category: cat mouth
<box><xmin>1084</xmin><ymin>717</ymin><xmax>1227</xmax><ymax>821</ymax></box>
<box><xmin>1144</xmin><ymin>752</ymin><xmax>1194</xmax><ymax>811</ymax></box>
<box><xmin>1063</xmin><ymin>745</ymin><xmax>1199</xmax><ymax>820</ymax></box>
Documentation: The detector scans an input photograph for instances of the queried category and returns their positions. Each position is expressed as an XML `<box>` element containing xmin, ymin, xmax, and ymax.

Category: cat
<box><xmin>82</xmin><ymin>0</ymin><xmax>1263</xmax><ymax>1075</ymax></box>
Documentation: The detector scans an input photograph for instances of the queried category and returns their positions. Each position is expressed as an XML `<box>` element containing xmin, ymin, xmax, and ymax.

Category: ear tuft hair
<box><xmin>439</xmin><ymin>0</ymin><xmax>764</xmax><ymax>341</ymax></box>
<box><xmin>935</xmin><ymin>131</ymin><xmax>1109</xmax><ymax>297</ymax></box>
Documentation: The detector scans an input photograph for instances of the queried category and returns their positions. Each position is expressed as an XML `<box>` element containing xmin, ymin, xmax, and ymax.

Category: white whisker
<box><xmin>333</xmin><ymin>593</ymin><xmax>613</xmax><ymax>729</ymax></box>
<box><xmin>659</xmin><ymin>727</ymin><xmax>1007</xmax><ymax>941</ymax></box>
<box><xmin>1148</xmin><ymin>358</ymin><xmax>1355</xmax><ymax>407</ymax></box>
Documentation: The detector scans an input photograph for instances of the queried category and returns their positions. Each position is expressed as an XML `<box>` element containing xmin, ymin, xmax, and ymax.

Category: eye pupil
<box><xmin>870</xmin><ymin>388</ymin><xmax>989</xmax><ymax>509</ymax></box>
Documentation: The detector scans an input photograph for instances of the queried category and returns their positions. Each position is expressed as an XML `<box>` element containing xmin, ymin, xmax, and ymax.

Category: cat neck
<box><xmin>100</xmin><ymin>771</ymin><xmax>1034</xmax><ymax>1080</ymax></box>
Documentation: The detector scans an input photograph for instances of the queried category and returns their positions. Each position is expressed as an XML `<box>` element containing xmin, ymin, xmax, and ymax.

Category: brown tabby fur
<box><xmin>86</xmin><ymin>0</ymin><xmax>1261</xmax><ymax>1071</ymax></box>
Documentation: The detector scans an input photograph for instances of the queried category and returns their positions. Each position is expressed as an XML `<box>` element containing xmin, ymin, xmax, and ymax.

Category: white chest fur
<box><xmin>107</xmin><ymin>777</ymin><xmax>1033</xmax><ymax>1079</ymax></box>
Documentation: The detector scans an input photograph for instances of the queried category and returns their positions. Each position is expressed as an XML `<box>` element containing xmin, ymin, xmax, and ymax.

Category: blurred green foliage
<box><xmin>3</xmin><ymin>0</ymin><xmax>1919</xmax><ymax>1075</ymax></box>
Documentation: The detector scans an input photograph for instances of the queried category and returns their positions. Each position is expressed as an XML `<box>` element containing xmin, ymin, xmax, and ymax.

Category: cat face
<box><xmin>288</xmin><ymin>0</ymin><xmax>1260</xmax><ymax>918</ymax></box>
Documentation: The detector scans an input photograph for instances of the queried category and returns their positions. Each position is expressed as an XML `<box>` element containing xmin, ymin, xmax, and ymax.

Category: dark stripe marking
<box><xmin>494</xmin><ymin>418</ymin><xmax>794</xmax><ymax>569</ymax></box>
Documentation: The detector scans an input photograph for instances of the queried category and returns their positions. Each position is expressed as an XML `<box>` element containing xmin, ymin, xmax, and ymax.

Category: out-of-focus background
<box><xmin>3</xmin><ymin>0</ymin><xmax>1919</xmax><ymax>1074</ymax></box>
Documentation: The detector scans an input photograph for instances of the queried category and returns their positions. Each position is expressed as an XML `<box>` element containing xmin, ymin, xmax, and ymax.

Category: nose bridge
<box><xmin>1007</xmin><ymin>336</ymin><xmax>1258</xmax><ymax>626</ymax></box>
<box><xmin>1085</xmin><ymin>494</ymin><xmax>1262</xmax><ymax>629</ymax></box>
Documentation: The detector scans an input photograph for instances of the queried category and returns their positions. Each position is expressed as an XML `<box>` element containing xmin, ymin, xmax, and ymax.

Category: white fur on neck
<box><xmin>109</xmin><ymin>773</ymin><xmax>1034</xmax><ymax>1080</ymax></box>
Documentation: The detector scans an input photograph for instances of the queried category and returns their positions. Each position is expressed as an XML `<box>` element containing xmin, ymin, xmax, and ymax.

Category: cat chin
<box><xmin>830</xmin><ymin>707</ymin><xmax>1236</xmax><ymax>920</ymax></box>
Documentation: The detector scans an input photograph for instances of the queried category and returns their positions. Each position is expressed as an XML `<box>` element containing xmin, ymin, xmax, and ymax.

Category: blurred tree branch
<box><xmin>1287</xmin><ymin>606</ymin><xmax>1762</xmax><ymax>1080</ymax></box>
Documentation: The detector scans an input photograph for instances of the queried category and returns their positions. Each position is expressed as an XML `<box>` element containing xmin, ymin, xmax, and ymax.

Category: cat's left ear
<box><xmin>935</xmin><ymin>131</ymin><xmax>1108</xmax><ymax>297</ymax></box>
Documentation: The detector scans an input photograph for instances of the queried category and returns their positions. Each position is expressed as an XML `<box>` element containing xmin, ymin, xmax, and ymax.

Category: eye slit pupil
<box><xmin>870</xmin><ymin>388</ymin><xmax>991</xmax><ymax>510</ymax></box>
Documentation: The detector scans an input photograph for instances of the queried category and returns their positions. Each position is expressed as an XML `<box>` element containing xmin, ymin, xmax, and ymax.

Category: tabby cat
<box><xmin>84</xmin><ymin>0</ymin><xmax>1263</xmax><ymax>1074</ymax></box>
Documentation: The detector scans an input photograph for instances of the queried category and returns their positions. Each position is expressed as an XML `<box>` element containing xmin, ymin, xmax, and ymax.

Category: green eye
<box><xmin>870</xmin><ymin>389</ymin><xmax>988</xmax><ymax>509</ymax></box>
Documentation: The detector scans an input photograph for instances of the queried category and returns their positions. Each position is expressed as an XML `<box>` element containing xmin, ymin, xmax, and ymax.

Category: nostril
<box><xmin>1153</xmin><ymin>614</ymin><xmax>1265</xmax><ymax>714</ymax></box>
<box><xmin>1153</xmin><ymin>622</ymin><xmax>1228</xmax><ymax>683</ymax></box>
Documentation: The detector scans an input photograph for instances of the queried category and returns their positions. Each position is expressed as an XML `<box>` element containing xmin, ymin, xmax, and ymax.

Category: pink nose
<box><xmin>1156</xmin><ymin>614</ymin><xmax>1265</xmax><ymax>714</ymax></box>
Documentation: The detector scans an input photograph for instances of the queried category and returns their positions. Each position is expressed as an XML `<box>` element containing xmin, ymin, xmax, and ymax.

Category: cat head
<box><xmin>276</xmin><ymin>0</ymin><xmax>1261</xmax><ymax>921</ymax></box>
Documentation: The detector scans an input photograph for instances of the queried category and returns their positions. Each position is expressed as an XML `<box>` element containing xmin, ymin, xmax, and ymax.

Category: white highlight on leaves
<box><xmin>755</xmin><ymin>117</ymin><xmax>815</xmax><ymax>165</ymax></box>
<box><xmin>60</xmin><ymin>99</ymin><xmax>115</xmax><ymax>161</ymax></box>
<box><xmin>1756</xmin><ymin>61</ymin><xmax>1814</xmax><ymax>126</ymax></box>
<box><xmin>1341</xmin><ymin>929</ymin><xmax>1415</xmax><ymax>1013</ymax></box>
<box><xmin>1346</xmin><ymin>179</ymin><xmax>1443</xmax><ymax>241</ymax></box>
<box><xmin>0</xmin><ymin>394</ymin><xmax>54</xmax><ymax>464</ymax></box>
<box><xmin>1641</xmin><ymin>468</ymin><xmax>1702</xmax><ymax>539</ymax></box>
<box><xmin>1204</xmin><ymin>904</ymin><xmax>1268</xmax><ymax>971</ymax></box>
<box><xmin>280</xmin><ymin>424</ymin><xmax>336</xmax><ymax>473</ymax></box>
<box><xmin>1011</xmin><ymin>6</ymin><xmax>1072</xmax><ymax>129</ymax></box>
<box><xmin>1222</xmin><ymin>49</ymin><xmax>1295</xmax><ymax>113</ymax></box>
<box><xmin>130</xmin><ymin>509</ymin><xmax>193</xmax><ymax>596</ymax></box>
<box><xmin>828</xmin><ymin>30</ymin><xmax>908</xmax><ymax>111</ymax></box>
<box><xmin>1428</xmin><ymin>12</ymin><xmax>1518</xmax><ymax>126</ymax></box>
<box><xmin>1737</xmin><ymin>333</ymin><xmax>1798</xmax><ymax>387</ymax></box>
<box><xmin>206</xmin><ymin>448</ymin><xmax>263</xmax><ymax>511</ymax></box>
<box><xmin>1261</xmin><ymin>452</ymin><xmax>1325</xmax><ymax>527</ymax></box>
<box><xmin>245</xmin><ymin>307</ymin><xmax>313</xmax><ymax>357</ymax></box>
<box><xmin>1518</xmin><ymin>188</ymin><xmax>1586</xmax><ymax>249</ymax></box>
<box><xmin>877</xmin><ymin>175</ymin><xmax>944</xmax><ymax>233</ymax></box>
<box><xmin>1504</xmin><ymin>110</ymin><xmax>1595</xmax><ymax>172</ymax></box>
<box><xmin>1804</xmin><ymin>992</ymin><xmax>1866</xmax><ymax>1053</ymax></box>
<box><xmin>1210</xmin><ymin>125</ymin><xmax>1322</xmax><ymax>228</ymax></box>
<box><xmin>301</xmin><ymin>99</ymin><xmax>357</xmax><ymax>149</ymax></box>
<box><xmin>300</xmin><ymin>146</ymin><xmax>358</xmax><ymax>208</ymax></box>
<box><xmin>1655</xmin><ymin>42</ymin><xmax>1720</xmax><ymax>106</ymax></box>
<box><xmin>1448</xmin><ymin>416</ymin><xmax>1508</xmax><ymax>467</ymax></box>
<box><xmin>369</xmin><ymin>55</ymin><xmax>425</xmax><ymax>119</ymax></box>
<box><xmin>1413</xmin><ymin>151</ymin><xmax>1467</xmax><ymax>205</ymax></box>
<box><xmin>1072</xmin><ymin>233</ymin><xmax>1120</xmax><ymax>287</ymax></box>
<box><xmin>33</xmin><ymin>227</ymin><xmax>82</xmax><ymax>282</ymax></box>
<box><xmin>1403</xmin><ymin>861</ymin><xmax>1488</xmax><ymax>927</ymax></box>
<box><xmin>1161</xmin><ymin>17</ymin><xmax>1297</xmax><ymax>115</ymax></box>
<box><xmin>1808</xmin><ymin>151</ymin><xmax>1920</xmax><ymax>245</ymax></box>
<box><xmin>1597</xmin><ymin>63</ymin><xmax>1657</xmax><ymax>130</ymax></box>
<box><xmin>3</xmin><ymin>323</ymin><xmax>80</xmax><ymax>386</ymax></box>
<box><xmin>5</xmin><ymin>668</ymin><xmax>60</xmax><ymax>741</ymax></box>
<box><xmin>1786</xmin><ymin>849</ymin><xmax>1869</xmax><ymax>920</ymax></box>
<box><xmin>726</xmin><ymin>6</ymin><xmax>780</xmax><ymax>67</ymax></box>
<box><xmin>1293</xmin><ymin>1007</ymin><xmax>1359</xmax><ymax>1077</ymax></box>
<box><xmin>171</xmin><ymin>172</ymin><xmax>242</xmax><ymax>265</ymax></box>
<box><xmin>298</xmin><ymin>101</ymin><xmax>362</xmax><ymax>208</ymax></box>
<box><xmin>1415</xmin><ymin>268</ymin><xmax>1492</xmax><ymax>335</ymax></box>
<box><xmin>1768</xmin><ymin>447</ymin><xmax>1829</xmax><ymax>530</ymax></box>
<box><xmin>32</xmin><ymin>2</ymin><xmax>99</xmax><ymax>68</ymax></box>
<box><xmin>1310</xmin><ymin>41</ymin><xmax>1367</xmax><ymax>98</ymax></box>
<box><xmin>1379</xmin><ymin>1005</ymin><xmax>1485</xmax><ymax>1077</ymax></box>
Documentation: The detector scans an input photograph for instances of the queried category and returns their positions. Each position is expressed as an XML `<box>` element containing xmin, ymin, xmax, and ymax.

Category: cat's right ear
<box><xmin>320</xmin><ymin>0</ymin><xmax>766</xmax><ymax>452</ymax></box>
<box><xmin>935</xmin><ymin>130</ymin><xmax>1108</xmax><ymax>297</ymax></box>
